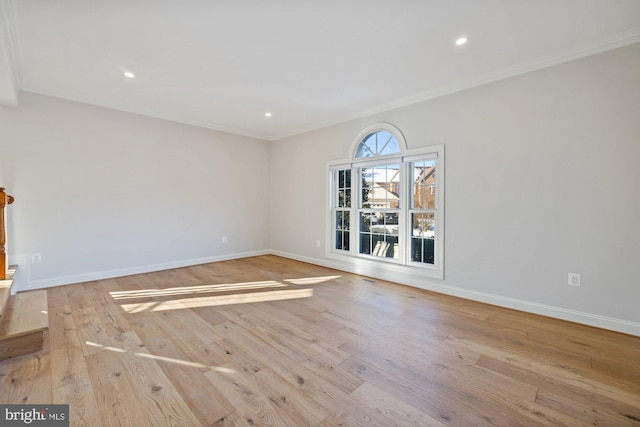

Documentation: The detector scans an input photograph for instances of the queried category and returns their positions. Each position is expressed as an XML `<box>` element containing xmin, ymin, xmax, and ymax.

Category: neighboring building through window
<box><xmin>328</xmin><ymin>123</ymin><xmax>444</xmax><ymax>279</ymax></box>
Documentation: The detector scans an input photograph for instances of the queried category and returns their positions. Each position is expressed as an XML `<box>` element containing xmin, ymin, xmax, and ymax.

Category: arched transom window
<box><xmin>355</xmin><ymin>130</ymin><xmax>400</xmax><ymax>158</ymax></box>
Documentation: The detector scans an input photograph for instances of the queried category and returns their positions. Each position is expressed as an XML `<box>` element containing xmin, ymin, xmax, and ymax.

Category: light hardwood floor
<box><xmin>1</xmin><ymin>255</ymin><xmax>639</xmax><ymax>426</ymax></box>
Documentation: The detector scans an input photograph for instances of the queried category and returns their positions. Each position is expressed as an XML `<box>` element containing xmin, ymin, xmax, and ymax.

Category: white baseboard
<box><xmin>17</xmin><ymin>250</ymin><xmax>270</xmax><ymax>291</ymax></box>
<box><xmin>269</xmin><ymin>249</ymin><xmax>640</xmax><ymax>337</ymax></box>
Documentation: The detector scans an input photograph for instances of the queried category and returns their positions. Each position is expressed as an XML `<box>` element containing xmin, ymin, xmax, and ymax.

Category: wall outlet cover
<box><xmin>568</xmin><ymin>272</ymin><xmax>581</xmax><ymax>287</ymax></box>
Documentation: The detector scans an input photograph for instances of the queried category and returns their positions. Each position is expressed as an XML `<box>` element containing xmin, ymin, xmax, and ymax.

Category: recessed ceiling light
<box><xmin>455</xmin><ymin>37</ymin><xmax>468</xmax><ymax>46</ymax></box>
<box><xmin>124</xmin><ymin>71</ymin><xmax>135</xmax><ymax>79</ymax></box>
<box><xmin>265</xmin><ymin>112</ymin><xmax>272</xmax><ymax>118</ymax></box>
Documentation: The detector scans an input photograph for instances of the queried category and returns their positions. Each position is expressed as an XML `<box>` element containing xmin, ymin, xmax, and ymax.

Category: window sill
<box><xmin>326</xmin><ymin>251</ymin><xmax>443</xmax><ymax>280</ymax></box>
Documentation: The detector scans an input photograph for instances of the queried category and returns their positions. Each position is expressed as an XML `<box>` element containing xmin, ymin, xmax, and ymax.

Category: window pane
<box><xmin>356</xmin><ymin>133</ymin><xmax>376</xmax><ymax>158</ymax></box>
<box><xmin>363</xmin><ymin>164</ymin><xmax>400</xmax><ymax>209</ymax></box>
<box><xmin>384</xmin><ymin>213</ymin><xmax>398</xmax><ymax>235</ymax></box>
<box><xmin>338</xmin><ymin>169</ymin><xmax>346</xmax><ymax>188</ymax></box>
<box><xmin>372</xmin><ymin>234</ymin><xmax>388</xmax><ymax>256</ymax></box>
<box><xmin>386</xmin><ymin>235</ymin><xmax>399</xmax><ymax>259</ymax></box>
<box><xmin>360</xmin><ymin>233</ymin><xmax>371</xmax><ymax>255</ymax></box>
<box><xmin>336</xmin><ymin>169</ymin><xmax>351</xmax><ymax>208</ymax></box>
<box><xmin>334</xmin><ymin>210</ymin><xmax>351</xmax><ymax>252</ymax></box>
<box><xmin>338</xmin><ymin>189</ymin><xmax>351</xmax><ymax>208</ymax></box>
<box><xmin>336</xmin><ymin>211</ymin><xmax>350</xmax><ymax>231</ymax></box>
<box><xmin>337</xmin><ymin>231</ymin><xmax>350</xmax><ymax>251</ymax></box>
<box><xmin>360</xmin><ymin>211</ymin><xmax>399</xmax><ymax>259</ymax></box>
<box><xmin>411</xmin><ymin>238</ymin><xmax>423</xmax><ymax>262</ymax></box>
<box><xmin>412</xmin><ymin>160</ymin><xmax>436</xmax><ymax>209</ymax></box>
<box><xmin>412</xmin><ymin>213</ymin><xmax>435</xmax><ymax>238</ymax></box>
<box><xmin>411</xmin><ymin>213</ymin><xmax>435</xmax><ymax>264</ymax></box>
<box><xmin>422</xmin><ymin>239</ymin><xmax>435</xmax><ymax>264</ymax></box>
<box><xmin>360</xmin><ymin>212</ymin><xmax>373</xmax><ymax>232</ymax></box>
<box><xmin>378</xmin><ymin>131</ymin><xmax>400</xmax><ymax>156</ymax></box>
<box><xmin>360</xmin><ymin>167</ymin><xmax>373</xmax><ymax>207</ymax></box>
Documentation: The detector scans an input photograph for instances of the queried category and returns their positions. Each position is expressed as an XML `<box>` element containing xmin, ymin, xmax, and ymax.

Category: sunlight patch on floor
<box><xmin>85</xmin><ymin>341</ymin><xmax>128</xmax><ymax>353</ymax></box>
<box><xmin>118</xmin><ymin>288</ymin><xmax>313</xmax><ymax>313</ymax></box>
<box><xmin>109</xmin><ymin>280</ymin><xmax>288</xmax><ymax>300</ymax></box>
<box><xmin>106</xmin><ymin>276</ymin><xmax>339</xmax><ymax>313</ymax></box>
<box><xmin>85</xmin><ymin>341</ymin><xmax>237</xmax><ymax>373</ymax></box>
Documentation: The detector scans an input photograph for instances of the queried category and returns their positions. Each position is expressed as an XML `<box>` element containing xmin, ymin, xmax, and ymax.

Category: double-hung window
<box><xmin>409</xmin><ymin>157</ymin><xmax>438</xmax><ymax>266</ymax></box>
<box><xmin>358</xmin><ymin>163</ymin><xmax>400</xmax><ymax>260</ymax></box>
<box><xmin>333</xmin><ymin>169</ymin><xmax>351</xmax><ymax>252</ymax></box>
<box><xmin>329</xmin><ymin>124</ymin><xmax>444</xmax><ymax>279</ymax></box>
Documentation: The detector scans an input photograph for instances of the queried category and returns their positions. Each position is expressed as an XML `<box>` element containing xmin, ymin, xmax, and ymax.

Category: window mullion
<box><xmin>350</xmin><ymin>165</ymin><xmax>358</xmax><ymax>255</ymax></box>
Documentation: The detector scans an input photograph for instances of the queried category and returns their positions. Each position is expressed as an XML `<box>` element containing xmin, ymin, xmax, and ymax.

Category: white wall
<box><xmin>0</xmin><ymin>92</ymin><xmax>270</xmax><ymax>290</ymax></box>
<box><xmin>269</xmin><ymin>43</ymin><xmax>640</xmax><ymax>335</ymax></box>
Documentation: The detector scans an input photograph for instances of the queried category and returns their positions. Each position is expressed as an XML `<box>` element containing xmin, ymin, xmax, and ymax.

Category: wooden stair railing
<box><xmin>1</xmin><ymin>187</ymin><xmax>15</xmax><ymax>280</ymax></box>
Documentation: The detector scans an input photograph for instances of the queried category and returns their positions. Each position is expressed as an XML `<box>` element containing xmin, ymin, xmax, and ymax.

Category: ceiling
<box><xmin>1</xmin><ymin>1</ymin><xmax>639</xmax><ymax>141</ymax></box>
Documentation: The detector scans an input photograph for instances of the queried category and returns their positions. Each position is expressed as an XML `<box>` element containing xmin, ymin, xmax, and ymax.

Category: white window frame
<box><xmin>331</xmin><ymin>168</ymin><xmax>352</xmax><ymax>253</ymax></box>
<box><xmin>327</xmin><ymin>123</ymin><xmax>445</xmax><ymax>280</ymax></box>
<box><xmin>406</xmin><ymin>153</ymin><xmax>440</xmax><ymax>269</ymax></box>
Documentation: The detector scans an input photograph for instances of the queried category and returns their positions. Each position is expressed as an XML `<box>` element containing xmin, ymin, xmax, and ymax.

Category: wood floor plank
<box><xmin>251</xmin><ymin>366</ymin><xmax>330</xmax><ymax>426</ymax></box>
<box><xmin>204</xmin><ymin>362</ymin><xmax>301</xmax><ymax>427</ymax></box>
<box><xmin>0</xmin><ymin>352</ymin><xmax>52</xmax><ymax>404</ymax></box>
<box><xmin>350</xmin><ymin>381</ymin><xmax>449</xmax><ymax>427</ymax></box>
<box><xmin>48</xmin><ymin>303</ymin><xmax>75</xmax><ymax>353</ymax></box>
<box><xmin>209</xmin><ymin>410</ymin><xmax>253</xmax><ymax>427</ymax></box>
<box><xmin>85</xmin><ymin>348</ymin><xmax>158</xmax><ymax>426</ymax></box>
<box><xmin>53</xmin><ymin>379</ymin><xmax>103</xmax><ymax>427</ymax></box>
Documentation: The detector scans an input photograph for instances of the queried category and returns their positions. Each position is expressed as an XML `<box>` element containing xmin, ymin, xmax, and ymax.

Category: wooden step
<box><xmin>0</xmin><ymin>289</ymin><xmax>49</xmax><ymax>360</ymax></box>
<box><xmin>0</xmin><ymin>265</ymin><xmax>16</xmax><ymax>318</ymax></box>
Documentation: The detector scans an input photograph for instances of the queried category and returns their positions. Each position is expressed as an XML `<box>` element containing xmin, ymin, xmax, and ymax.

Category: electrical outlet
<box><xmin>222</xmin><ymin>236</ymin><xmax>228</xmax><ymax>244</ymax></box>
<box><xmin>315</xmin><ymin>240</ymin><xmax>321</xmax><ymax>248</ymax></box>
<box><xmin>568</xmin><ymin>273</ymin><xmax>580</xmax><ymax>287</ymax></box>
<box><xmin>31</xmin><ymin>253</ymin><xmax>41</xmax><ymax>263</ymax></box>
